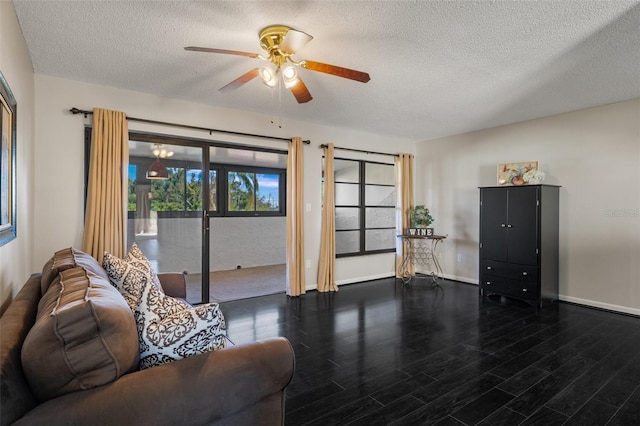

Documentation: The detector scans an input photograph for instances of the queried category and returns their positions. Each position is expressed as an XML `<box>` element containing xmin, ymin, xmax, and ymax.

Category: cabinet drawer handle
<box><xmin>486</xmin><ymin>281</ymin><xmax>491</xmax><ymax>285</ymax></box>
<box><xmin>522</xmin><ymin>288</ymin><xmax>528</xmax><ymax>292</ymax></box>
<box><xmin>501</xmin><ymin>224</ymin><xmax>506</xmax><ymax>228</ymax></box>
<box><xmin>486</xmin><ymin>266</ymin><xmax>492</xmax><ymax>270</ymax></box>
<box><xmin>507</xmin><ymin>224</ymin><xmax>513</xmax><ymax>228</ymax></box>
<box><xmin>522</xmin><ymin>272</ymin><xmax>528</xmax><ymax>276</ymax></box>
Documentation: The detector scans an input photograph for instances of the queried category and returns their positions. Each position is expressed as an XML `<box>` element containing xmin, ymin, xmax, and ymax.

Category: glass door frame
<box><xmin>129</xmin><ymin>131</ymin><xmax>211</xmax><ymax>304</ymax></box>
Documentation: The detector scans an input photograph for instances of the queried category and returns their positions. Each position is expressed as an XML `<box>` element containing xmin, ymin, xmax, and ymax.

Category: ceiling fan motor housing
<box><xmin>259</xmin><ymin>25</ymin><xmax>291</xmax><ymax>66</ymax></box>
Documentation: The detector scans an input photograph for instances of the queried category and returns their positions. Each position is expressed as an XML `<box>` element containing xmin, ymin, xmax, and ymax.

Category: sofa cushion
<box><xmin>135</xmin><ymin>269</ymin><xmax>227</xmax><ymax>369</ymax></box>
<box><xmin>21</xmin><ymin>266</ymin><xmax>139</xmax><ymax>402</ymax></box>
<box><xmin>40</xmin><ymin>247</ymin><xmax>109</xmax><ymax>295</ymax></box>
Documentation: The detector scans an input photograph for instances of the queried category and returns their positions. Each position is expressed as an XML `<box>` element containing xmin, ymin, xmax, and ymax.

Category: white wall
<box><xmin>32</xmin><ymin>74</ymin><xmax>416</xmax><ymax>291</ymax></box>
<box><xmin>0</xmin><ymin>1</ymin><xmax>35</xmax><ymax>311</ymax></box>
<box><xmin>416</xmin><ymin>99</ymin><xmax>640</xmax><ymax>315</ymax></box>
<box><xmin>127</xmin><ymin>217</ymin><xmax>286</xmax><ymax>273</ymax></box>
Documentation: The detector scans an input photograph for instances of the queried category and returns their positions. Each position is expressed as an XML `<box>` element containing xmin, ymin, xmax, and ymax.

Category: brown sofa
<box><xmin>0</xmin><ymin>250</ymin><xmax>295</xmax><ymax>426</ymax></box>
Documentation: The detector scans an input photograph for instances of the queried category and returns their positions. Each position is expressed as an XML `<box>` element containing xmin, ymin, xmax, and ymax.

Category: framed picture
<box><xmin>497</xmin><ymin>161</ymin><xmax>538</xmax><ymax>186</ymax></box>
<box><xmin>0</xmin><ymin>71</ymin><xmax>17</xmax><ymax>246</ymax></box>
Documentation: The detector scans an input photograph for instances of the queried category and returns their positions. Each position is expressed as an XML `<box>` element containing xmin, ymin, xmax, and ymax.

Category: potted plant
<box><xmin>410</xmin><ymin>205</ymin><xmax>434</xmax><ymax>228</ymax></box>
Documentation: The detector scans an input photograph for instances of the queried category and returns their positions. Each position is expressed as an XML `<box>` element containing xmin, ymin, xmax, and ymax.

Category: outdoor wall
<box><xmin>0</xmin><ymin>1</ymin><xmax>35</xmax><ymax>311</ymax></box>
<box><xmin>32</xmin><ymin>74</ymin><xmax>416</xmax><ymax>291</ymax></box>
<box><xmin>127</xmin><ymin>216</ymin><xmax>286</xmax><ymax>273</ymax></box>
<box><xmin>415</xmin><ymin>99</ymin><xmax>640</xmax><ymax>315</ymax></box>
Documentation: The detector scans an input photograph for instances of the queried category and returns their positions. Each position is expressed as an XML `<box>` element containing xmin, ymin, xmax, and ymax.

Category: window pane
<box><xmin>128</xmin><ymin>164</ymin><xmax>136</xmax><ymax>212</ymax></box>
<box><xmin>365</xmin><ymin>229</ymin><xmax>396</xmax><ymax>251</ymax></box>
<box><xmin>151</xmin><ymin>167</ymin><xmax>185</xmax><ymax>211</ymax></box>
<box><xmin>365</xmin><ymin>185</ymin><xmax>395</xmax><ymax>206</ymax></box>
<box><xmin>365</xmin><ymin>207</ymin><xmax>395</xmax><ymax>228</ymax></box>
<box><xmin>211</xmin><ymin>146</ymin><xmax>287</xmax><ymax>168</ymax></box>
<box><xmin>228</xmin><ymin>171</ymin><xmax>256</xmax><ymax>212</ymax></box>
<box><xmin>336</xmin><ymin>230</ymin><xmax>360</xmax><ymax>254</ymax></box>
<box><xmin>365</xmin><ymin>163</ymin><xmax>394</xmax><ymax>185</ymax></box>
<box><xmin>333</xmin><ymin>159</ymin><xmax>396</xmax><ymax>257</ymax></box>
<box><xmin>336</xmin><ymin>183</ymin><xmax>359</xmax><ymax>206</ymax></box>
<box><xmin>209</xmin><ymin>170</ymin><xmax>217</xmax><ymax>212</ymax></box>
<box><xmin>186</xmin><ymin>169</ymin><xmax>202</xmax><ymax>211</ymax></box>
<box><xmin>334</xmin><ymin>159</ymin><xmax>360</xmax><ymax>183</ymax></box>
<box><xmin>336</xmin><ymin>207</ymin><xmax>359</xmax><ymax>230</ymax></box>
<box><xmin>256</xmin><ymin>173</ymin><xmax>280</xmax><ymax>211</ymax></box>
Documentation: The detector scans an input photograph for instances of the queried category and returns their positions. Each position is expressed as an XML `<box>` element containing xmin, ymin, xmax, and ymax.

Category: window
<box><xmin>128</xmin><ymin>156</ymin><xmax>285</xmax><ymax>218</ymax></box>
<box><xmin>227</xmin><ymin>169</ymin><xmax>283</xmax><ymax>214</ymax></box>
<box><xmin>329</xmin><ymin>158</ymin><xmax>396</xmax><ymax>257</ymax></box>
<box><xmin>127</xmin><ymin>164</ymin><xmax>136</xmax><ymax>212</ymax></box>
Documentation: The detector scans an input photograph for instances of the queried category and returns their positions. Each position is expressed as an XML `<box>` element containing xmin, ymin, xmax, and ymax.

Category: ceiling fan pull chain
<box><xmin>270</xmin><ymin>86</ymin><xmax>275</xmax><ymax>125</ymax></box>
<box><xmin>278</xmin><ymin>79</ymin><xmax>283</xmax><ymax>128</ymax></box>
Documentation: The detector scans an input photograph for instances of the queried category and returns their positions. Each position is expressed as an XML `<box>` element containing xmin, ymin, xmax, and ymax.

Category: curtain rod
<box><xmin>319</xmin><ymin>143</ymin><xmax>398</xmax><ymax>157</ymax></box>
<box><xmin>70</xmin><ymin>108</ymin><xmax>311</xmax><ymax>144</ymax></box>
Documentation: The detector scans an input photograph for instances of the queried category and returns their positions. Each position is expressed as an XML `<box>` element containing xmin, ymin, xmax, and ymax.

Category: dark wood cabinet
<box><xmin>479</xmin><ymin>185</ymin><xmax>560</xmax><ymax>308</ymax></box>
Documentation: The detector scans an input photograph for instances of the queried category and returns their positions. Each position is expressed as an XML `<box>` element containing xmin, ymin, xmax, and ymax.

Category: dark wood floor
<box><xmin>219</xmin><ymin>277</ymin><xmax>640</xmax><ymax>425</ymax></box>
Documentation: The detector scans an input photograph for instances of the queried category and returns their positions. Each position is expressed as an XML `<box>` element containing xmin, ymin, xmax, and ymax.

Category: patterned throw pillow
<box><xmin>103</xmin><ymin>243</ymin><xmax>189</xmax><ymax>314</ymax></box>
<box><xmin>135</xmin><ymin>269</ymin><xmax>227</xmax><ymax>369</ymax></box>
<box><xmin>103</xmin><ymin>244</ymin><xmax>226</xmax><ymax>369</ymax></box>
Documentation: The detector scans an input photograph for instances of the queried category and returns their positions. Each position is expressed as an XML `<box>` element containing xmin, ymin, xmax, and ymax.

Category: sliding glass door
<box><xmin>125</xmin><ymin>134</ymin><xmax>288</xmax><ymax>304</ymax></box>
<box><xmin>127</xmin><ymin>139</ymin><xmax>208</xmax><ymax>304</ymax></box>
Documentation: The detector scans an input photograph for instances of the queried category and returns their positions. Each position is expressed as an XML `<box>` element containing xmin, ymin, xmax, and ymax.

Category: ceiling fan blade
<box><xmin>219</xmin><ymin>68</ymin><xmax>260</xmax><ymax>93</ymax></box>
<box><xmin>289</xmin><ymin>78</ymin><xmax>313</xmax><ymax>103</ymax></box>
<box><xmin>302</xmin><ymin>60</ymin><xmax>371</xmax><ymax>83</ymax></box>
<box><xmin>184</xmin><ymin>46</ymin><xmax>260</xmax><ymax>58</ymax></box>
<box><xmin>280</xmin><ymin>29</ymin><xmax>313</xmax><ymax>54</ymax></box>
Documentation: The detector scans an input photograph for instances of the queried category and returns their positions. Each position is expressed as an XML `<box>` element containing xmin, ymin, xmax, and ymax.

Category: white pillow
<box><xmin>103</xmin><ymin>243</ymin><xmax>189</xmax><ymax>314</ymax></box>
<box><xmin>136</xmin><ymin>270</ymin><xmax>227</xmax><ymax>369</ymax></box>
<box><xmin>103</xmin><ymin>244</ymin><xmax>226</xmax><ymax>369</ymax></box>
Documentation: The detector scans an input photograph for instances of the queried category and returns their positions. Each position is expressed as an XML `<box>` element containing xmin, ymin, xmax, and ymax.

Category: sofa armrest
<box><xmin>14</xmin><ymin>337</ymin><xmax>295</xmax><ymax>426</ymax></box>
<box><xmin>157</xmin><ymin>272</ymin><xmax>186</xmax><ymax>299</ymax></box>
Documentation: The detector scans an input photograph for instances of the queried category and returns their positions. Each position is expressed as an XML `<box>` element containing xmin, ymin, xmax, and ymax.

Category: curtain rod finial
<box><xmin>70</xmin><ymin>107</ymin><xmax>88</xmax><ymax>118</ymax></box>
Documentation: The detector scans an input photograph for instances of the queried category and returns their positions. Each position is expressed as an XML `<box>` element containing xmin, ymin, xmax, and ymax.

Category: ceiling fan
<box><xmin>185</xmin><ymin>25</ymin><xmax>371</xmax><ymax>104</ymax></box>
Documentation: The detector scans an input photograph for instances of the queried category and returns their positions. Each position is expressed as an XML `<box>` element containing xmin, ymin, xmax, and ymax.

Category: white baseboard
<box><xmin>336</xmin><ymin>273</ymin><xmax>395</xmax><ymax>286</ymax></box>
<box><xmin>442</xmin><ymin>274</ymin><xmax>478</xmax><ymax>285</ymax></box>
<box><xmin>304</xmin><ymin>272</ymin><xmax>396</xmax><ymax>291</ymax></box>
<box><xmin>559</xmin><ymin>295</ymin><xmax>640</xmax><ymax>317</ymax></box>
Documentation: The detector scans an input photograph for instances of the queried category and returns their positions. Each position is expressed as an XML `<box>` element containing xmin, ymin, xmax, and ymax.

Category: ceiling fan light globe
<box><xmin>282</xmin><ymin>66</ymin><xmax>299</xmax><ymax>88</ymax></box>
<box><xmin>259</xmin><ymin>67</ymin><xmax>272</xmax><ymax>81</ymax></box>
<box><xmin>284</xmin><ymin>77</ymin><xmax>299</xmax><ymax>89</ymax></box>
<box><xmin>259</xmin><ymin>66</ymin><xmax>278</xmax><ymax>87</ymax></box>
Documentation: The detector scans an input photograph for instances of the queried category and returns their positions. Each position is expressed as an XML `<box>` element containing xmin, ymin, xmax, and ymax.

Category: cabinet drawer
<box><xmin>480</xmin><ymin>275</ymin><xmax>508</xmax><ymax>295</ymax></box>
<box><xmin>481</xmin><ymin>260</ymin><xmax>538</xmax><ymax>283</ymax></box>
<box><xmin>506</xmin><ymin>281</ymin><xmax>538</xmax><ymax>301</ymax></box>
<box><xmin>481</xmin><ymin>275</ymin><xmax>538</xmax><ymax>301</ymax></box>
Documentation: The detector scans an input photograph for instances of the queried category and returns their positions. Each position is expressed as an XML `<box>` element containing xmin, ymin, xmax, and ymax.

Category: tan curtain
<box><xmin>395</xmin><ymin>153</ymin><xmax>414</xmax><ymax>277</ymax></box>
<box><xmin>286</xmin><ymin>137</ymin><xmax>306</xmax><ymax>296</ymax></box>
<box><xmin>317</xmin><ymin>143</ymin><xmax>338</xmax><ymax>292</ymax></box>
<box><xmin>82</xmin><ymin>108</ymin><xmax>129</xmax><ymax>263</ymax></box>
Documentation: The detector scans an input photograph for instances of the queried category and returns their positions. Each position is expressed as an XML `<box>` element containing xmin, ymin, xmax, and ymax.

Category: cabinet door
<box><xmin>507</xmin><ymin>187</ymin><xmax>538</xmax><ymax>265</ymax></box>
<box><xmin>480</xmin><ymin>188</ymin><xmax>508</xmax><ymax>262</ymax></box>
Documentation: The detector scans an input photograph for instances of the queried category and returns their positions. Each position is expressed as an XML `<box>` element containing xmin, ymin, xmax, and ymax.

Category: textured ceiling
<box><xmin>12</xmin><ymin>0</ymin><xmax>640</xmax><ymax>142</ymax></box>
